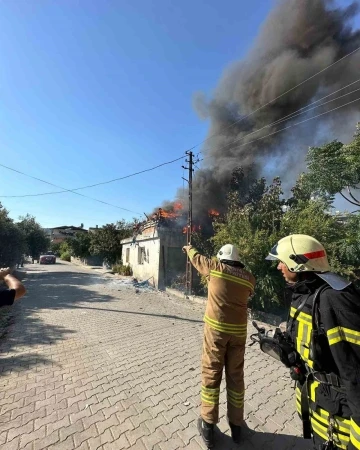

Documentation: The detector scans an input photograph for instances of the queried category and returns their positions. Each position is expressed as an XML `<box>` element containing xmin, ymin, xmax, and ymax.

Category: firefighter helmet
<box><xmin>265</xmin><ymin>234</ymin><xmax>330</xmax><ymax>273</ymax></box>
<box><xmin>217</xmin><ymin>244</ymin><xmax>241</xmax><ymax>262</ymax></box>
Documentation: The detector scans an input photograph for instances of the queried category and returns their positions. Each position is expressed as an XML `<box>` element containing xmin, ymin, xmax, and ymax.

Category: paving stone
<box><xmin>0</xmin><ymin>264</ymin><xmax>305</xmax><ymax>450</ymax></box>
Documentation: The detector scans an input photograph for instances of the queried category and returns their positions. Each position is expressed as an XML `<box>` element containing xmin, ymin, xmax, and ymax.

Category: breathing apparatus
<box><xmin>250</xmin><ymin>321</ymin><xmax>305</xmax><ymax>381</ymax></box>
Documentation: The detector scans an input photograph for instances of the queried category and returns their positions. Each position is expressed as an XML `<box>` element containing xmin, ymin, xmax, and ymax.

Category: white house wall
<box><xmin>122</xmin><ymin>238</ymin><xmax>161</xmax><ymax>288</ymax></box>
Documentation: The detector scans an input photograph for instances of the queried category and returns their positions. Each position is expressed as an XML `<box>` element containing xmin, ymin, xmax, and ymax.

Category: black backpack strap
<box><xmin>286</xmin><ymin>296</ymin><xmax>308</xmax><ymax>335</ymax></box>
<box><xmin>301</xmin><ymin>375</ymin><xmax>312</xmax><ymax>439</ymax></box>
<box><xmin>300</xmin><ymin>284</ymin><xmax>330</xmax><ymax>440</ymax></box>
<box><xmin>311</xmin><ymin>284</ymin><xmax>330</xmax><ymax>332</ymax></box>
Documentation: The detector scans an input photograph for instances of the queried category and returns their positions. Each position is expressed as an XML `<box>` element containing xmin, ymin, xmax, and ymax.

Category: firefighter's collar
<box><xmin>315</xmin><ymin>272</ymin><xmax>351</xmax><ymax>291</ymax></box>
<box><xmin>288</xmin><ymin>277</ymin><xmax>322</xmax><ymax>294</ymax></box>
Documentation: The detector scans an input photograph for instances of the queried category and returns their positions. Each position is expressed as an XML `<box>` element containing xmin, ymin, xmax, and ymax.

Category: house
<box><xmin>46</xmin><ymin>225</ymin><xmax>88</xmax><ymax>244</ymax></box>
<box><xmin>121</xmin><ymin>219</ymin><xmax>187</xmax><ymax>289</ymax></box>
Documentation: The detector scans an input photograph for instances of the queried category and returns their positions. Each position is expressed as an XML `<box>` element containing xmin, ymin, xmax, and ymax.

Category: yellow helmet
<box><xmin>266</xmin><ymin>234</ymin><xmax>351</xmax><ymax>290</ymax></box>
<box><xmin>265</xmin><ymin>234</ymin><xmax>330</xmax><ymax>273</ymax></box>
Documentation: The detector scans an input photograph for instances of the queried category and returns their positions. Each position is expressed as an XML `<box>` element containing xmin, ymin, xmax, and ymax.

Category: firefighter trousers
<box><xmin>201</xmin><ymin>323</ymin><xmax>245</xmax><ymax>426</ymax></box>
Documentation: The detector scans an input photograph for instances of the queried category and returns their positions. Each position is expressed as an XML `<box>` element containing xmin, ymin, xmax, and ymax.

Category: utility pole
<box><xmin>182</xmin><ymin>150</ymin><xmax>194</xmax><ymax>296</ymax></box>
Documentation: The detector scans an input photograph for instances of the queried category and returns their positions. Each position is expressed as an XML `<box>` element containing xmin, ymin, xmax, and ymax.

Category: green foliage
<box><xmin>17</xmin><ymin>214</ymin><xmax>50</xmax><ymax>259</ymax></box>
<box><xmin>112</xmin><ymin>263</ymin><xmax>133</xmax><ymax>276</ymax></box>
<box><xmin>0</xmin><ymin>204</ymin><xmax>26</xmax><ymax>267</ymax></box>
<box><xmin>59</xmin><ymin>241</ymin><xmax>71</xmax><ymax>255</ymax></box>
<box><xmin>90</xmin><ymin>221</ymin><xmax>132</xmax><ymax>265</ymax></box>
<box><xmin>200</xmin><ymin>151</ymin><xmax>360</xmax><ymax>314</ymax></box>
<box><xmin>60</xmin><ymin>252</ymin><xmax>71</xmax><ymax>262</ymax></box>
<box><xmin>50</xmin><ymin>242</ymin><xmax>62</xmax><ymax>256</ymax></box>
<box><xmin>67</xmin><ymin>232</ymin><xmax>92</xmax><ymax>259</ymax></box>
<box><xmin>212</xmin><ymin>177</ymin><xmax>285</xmax><ymax>312</ymax></box>
<box><xmin>306</xmin><ymin>124</ymin><xmax>360</xmax><ymax>205</ymax></box>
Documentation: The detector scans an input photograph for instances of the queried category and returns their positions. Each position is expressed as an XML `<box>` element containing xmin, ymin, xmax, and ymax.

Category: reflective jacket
<box><xmin>186</xmin><ymin>246</ymin><xmax>255</xmax><ymax>339</ymax></box>
<box><xmin>286</xmin><ymin>277</ymin><xmax>360</xmax><ymax>449</ymax></box>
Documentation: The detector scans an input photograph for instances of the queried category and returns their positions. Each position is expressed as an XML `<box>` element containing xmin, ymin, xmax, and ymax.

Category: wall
<box><xmin>71</xmin><ymin>255</ymin><xmax>103</xmax><ymax>266</ymax></box>
<box><xmin>122</xmin><ymin>237</ymin><xmax>161</xmax><ymax>288</ymax></box>
<box><xmin>121</xmin><ymin>223</ymin><xmax>187</xmax><ymax>289</ymax></box>
<box><xmin>157</xmin><ymin>228</ymin><xmax>187</xmax><ymax>289</ymax></box>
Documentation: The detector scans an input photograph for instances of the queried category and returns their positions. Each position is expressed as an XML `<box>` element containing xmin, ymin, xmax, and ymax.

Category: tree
<box><xmin>68</xmin><ymin>232</ymin><xmax>92</xmax><ymax>259</ymax></box>
<box><xmin>90</xmin><ymin>221</ymin><xmax>132</xmax><ymax>265</ymax></box>
<box><xmin>17</xmin><ymin>214</ymin><xmax>50</xmax><ymax>259</ymax></box>
<box><xmin>0</xmin><ymin>203</ymin><xmax>26</xmax><ymax>267</ymax></box>
<box><xmin>212</xmin><ymin>177</ymin><xmax>285</xmax><ymax>312</ymax></box>
<box><xmin>306</xmin><ymin>123</ymin><xmax>360</xmax><ymax>206</ymax></box>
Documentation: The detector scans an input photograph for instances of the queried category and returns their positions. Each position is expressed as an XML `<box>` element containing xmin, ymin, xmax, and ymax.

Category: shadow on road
<box><xmin>68</xmin><ymin>304</ymin><xmax>204</xmax><ymax>324</ymax></box>
<box><xmin>0</xmin><ymin>270</ymin><xmax>115</xmax><ymax>376</ymax></box>
<box><xmin>0</xmin><ymin>268</ymin><xmax>202</xmax><ymax>377</ymax></box>
<box><xmin>213</xmin><ymin>425</ymin><xmax>310</xmax><ymax>449</ymax></box>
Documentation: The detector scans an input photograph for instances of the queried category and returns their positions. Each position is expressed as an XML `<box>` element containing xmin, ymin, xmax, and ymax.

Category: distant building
<box><xmin>45</xmin><ymin>225</ymin><xmax>88</xmax><ymax>244</ymax></box>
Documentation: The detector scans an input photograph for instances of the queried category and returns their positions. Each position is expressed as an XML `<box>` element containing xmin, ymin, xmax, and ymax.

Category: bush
<box><xmin>60</xmin><ymin>252</ymin><xmax>71</xmax><ymax>262</ymax></box>
<box><xmin>112</xmin><ymin>264</ymin><xmax>133</xmax><ymax>276</ymax></box>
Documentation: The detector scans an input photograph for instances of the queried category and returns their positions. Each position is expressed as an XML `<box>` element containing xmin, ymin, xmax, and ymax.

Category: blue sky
<box><xmin>0</xmin><ymin>0</ymin><xmax>358</xmax><ymax>229</ymax></box>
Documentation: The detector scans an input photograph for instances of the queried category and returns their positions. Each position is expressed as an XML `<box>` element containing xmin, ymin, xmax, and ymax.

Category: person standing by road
<box><xmin>265</xmin><ymin>234</ymin><xmax>360</xmax><ymax>450</ymax></box>
<box><xmin>0</xmin><ymin>268</ymin><xmax>26</xmax><ymax>306</ymax></box>
<box><xmin>183</xmin><ymin>244</ymin><xmax>255</xmax><ymax>448</ymax></box>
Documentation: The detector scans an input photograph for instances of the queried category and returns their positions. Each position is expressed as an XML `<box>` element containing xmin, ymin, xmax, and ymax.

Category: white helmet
<box><xmin>266</xmin><ymin>234</ymin><xmax>350</xmax><ymax>290</ymax></box>
<box><xmin>217</xmin><ymin>244</ymin><xmax>240</xmax><ymax>262</ymax></box>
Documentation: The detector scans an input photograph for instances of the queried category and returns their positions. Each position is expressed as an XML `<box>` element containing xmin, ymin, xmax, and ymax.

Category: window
<box><xmin>126</xmin><ymin>248</ymin><xmax>130</xmax><ymax>263</ymax></box>
<box><xmin>138</xmin><ymin>246</ymin><xmax>146</xmax><ymax>264</ymax></box>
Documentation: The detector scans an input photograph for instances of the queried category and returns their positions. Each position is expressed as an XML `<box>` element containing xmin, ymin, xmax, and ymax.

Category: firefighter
<box><xmin>183</xmin><ymin>244</ymin><xmax>255</xmax><ymax>448</ymax></box>
<box><xmin>266</xmin><ymin>234</ymin><xmax>360</xmax><ymax>450</ymax></box>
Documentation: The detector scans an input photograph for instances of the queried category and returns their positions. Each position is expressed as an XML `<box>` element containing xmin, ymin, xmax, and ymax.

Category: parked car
<box><xmin>39</xmin><ymin>252</ymin><xmax>56</xmax><ymax>264</ymax></box>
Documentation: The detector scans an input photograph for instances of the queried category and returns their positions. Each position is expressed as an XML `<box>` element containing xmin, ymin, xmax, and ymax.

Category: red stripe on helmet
<box><xmin>303</xmin><ymin>250</ymin><xmax>326</xmax><ymax>260</ymax></box>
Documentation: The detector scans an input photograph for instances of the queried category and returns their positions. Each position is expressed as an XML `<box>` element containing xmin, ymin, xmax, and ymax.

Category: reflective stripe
<box><xmin>204</xmin><ymin>315</ymin><xmax>247</xmax><ymax>337</ymax></box>
<box><xmin>210</xmin><ymin>270</ymin><xmax>254</xmax><ymax>291</ymax></box>
<box><xmin>227</xmin><ymin>388</ymin><xmax>244</xmax><ymax>399</ymax></box>
<box><xmin>311</xmin><ymin>409</ymin><xmax>351</xmax><ymax>435</ymax></box>
<box><xmin>309</xmin><ymin>381</ymin><xmax>320</xmax><ymax>401</ymax></box>
<box><xmin>311</xmin><ymin>418</ymin><xmax>348</xmax><ymax>449</ymax></box>
<box><xmin>227</xmin><ymin>388</ymin><xmax>244</xmax><ymax>408</ymax></box>
<box><xmin>292</xmin><ymin>309</ymin><xmax>313</xmax><ymax>368</ymax></box>
<box><xmin>204</xmin><ymin>316</ymin><xmax>247</xmax><ymax>330</ymax></box>
<box><xmin>290</xmin><ymin>307</ymin><xmax>312</xmax><ymax>325</ymax></box>
<box><xmin>201</xmin><ymin>386</ymin><xmax>220</xmax><ymax>405</ymax></box>
<box><xmin>327</xmin><ymin>326</ymin><xmax>360</xmax><ymax>346</ymax></box>
<box><xmin>350</xmin><ymin>418</ymin><xmax>360</xmax><ymax>449</ymax></box>
<box><xmin>201</xmin><ymin>386</ymin><xmax>220</xmax><ymax>395</ymax></box>
<box><xmin>188</xmin><ymin>248</ymin><xmax>198</xmax><ymax>260</ymax></box>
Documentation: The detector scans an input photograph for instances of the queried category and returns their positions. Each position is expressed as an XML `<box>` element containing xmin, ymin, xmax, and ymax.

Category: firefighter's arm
<box><xmin>182</xmin><ymin>246</ymin><xmax>213</xmax><ymax>276</ymax></box>
<box><xmin>323</xmin><ymin>306</ymin><xmax>360</xmax><ymax>449</ymax></box>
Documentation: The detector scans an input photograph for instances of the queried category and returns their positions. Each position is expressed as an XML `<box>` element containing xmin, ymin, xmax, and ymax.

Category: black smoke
<box><xmin>189</xmin><ymin>0</ymin><xmax>360</xmax><ymax>220</ymax></box>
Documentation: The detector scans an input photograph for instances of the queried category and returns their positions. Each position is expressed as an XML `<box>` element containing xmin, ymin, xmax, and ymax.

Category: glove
<box><xmin>0</xmin><ymin>268</ymin><xmax>11</xmax><ymax>280</ymax></box>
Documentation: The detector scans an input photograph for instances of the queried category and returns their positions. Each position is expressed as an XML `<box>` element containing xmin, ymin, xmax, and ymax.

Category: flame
<box><xmin>159</xmin><ymin>208</ymin><xmax>177</xmax><ymax>218</ymax></box>
<box><xmin>173</xmin><ymin>202</ymin><xmax>183</xmax><ymax>211</ymax></box>
<box><xmin>182</xmin><ymin>225</ymin><xmax>202</xmax><ymax>234</ymax></box>
<box><xmin>208</xmin><ymin>209</ymin><xmax>220</xmax><ymax>216</ymax></box>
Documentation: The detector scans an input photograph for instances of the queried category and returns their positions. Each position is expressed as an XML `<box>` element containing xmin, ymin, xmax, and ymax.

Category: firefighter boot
<box><xmin>197</xmin><ymin>417</ymin><xmax>214</xmax><ymax>449</ymax></box>
<box><xmin>229</xmin><ymin>422</ymin><xmax>242</xmax><ymax>444</ymax></box>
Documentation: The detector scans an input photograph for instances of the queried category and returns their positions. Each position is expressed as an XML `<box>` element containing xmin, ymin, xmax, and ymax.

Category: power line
<box><xmin>200</xmin><ymin>96</ymin><xmax>360</xmax><ymax>158</ymax></box>
<box><xmin>203</xmin><ymin>82</ymin><xmax>360</xmax><ymax>154</ymax></box>
<box><xmin>2</xmin><ymin>46</ymin><xmax>359</xmax><ymax>203</ymax></box>
<box><xmin>0</xmin><ymin>155</ymin><xmax>185</xmax><ymax>198</ymax></box>
<box><xmin>0</xmin><ymin>163</ymin><xmax>143</xmax><ymax>215</ymax></box>
<box><xmin>193</xmin><ymin>45</ymin><xmax>360</xmax><ymax>154</ymax></box>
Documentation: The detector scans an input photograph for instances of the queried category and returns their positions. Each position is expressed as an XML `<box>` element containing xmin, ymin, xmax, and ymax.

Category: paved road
<box><xmin>0</xmin><ymin>262</ymin><xmax>310</xmax><ymax>449</ymax></box>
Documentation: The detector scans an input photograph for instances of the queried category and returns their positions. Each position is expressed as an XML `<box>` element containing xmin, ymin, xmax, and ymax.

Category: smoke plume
<box><xmin>189</xmin><ymin>0</ymin><xmax>360</xmax><ymax>220</ymax></box>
